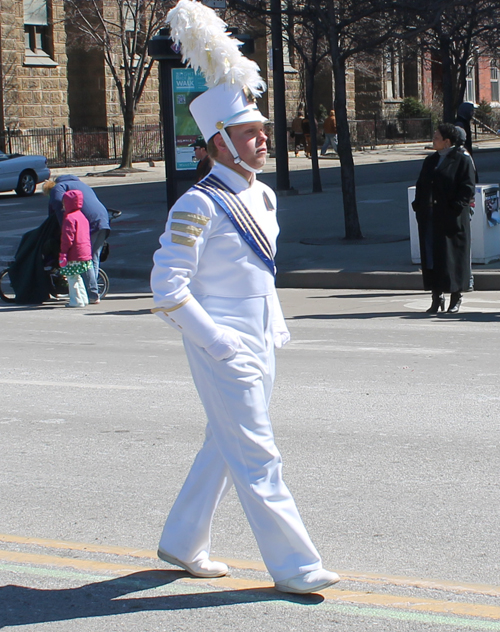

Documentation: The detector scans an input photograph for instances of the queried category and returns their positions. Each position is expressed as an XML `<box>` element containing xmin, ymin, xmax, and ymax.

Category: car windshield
<box><xmin>0</xmin><ymin>151</ymin><xmax>18</xmax><ymax>160</ymax></box>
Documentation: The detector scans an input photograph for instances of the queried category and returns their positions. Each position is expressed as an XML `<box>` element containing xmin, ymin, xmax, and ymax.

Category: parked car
<box><xmin>0</xmin><ymin>150</ymin><xmax>50</xmax><ymax>196</ymax></box>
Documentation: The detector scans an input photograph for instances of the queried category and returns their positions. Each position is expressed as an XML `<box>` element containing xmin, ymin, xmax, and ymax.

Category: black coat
<box><xmin>8</xmin><ymin>214</ymin><xmax>61</xmax><ymax>304</ymax></box>
<box><xmin>412</xmin><ymin>148</ymin><xmax>475</xmax><ymax>293</ymax></box>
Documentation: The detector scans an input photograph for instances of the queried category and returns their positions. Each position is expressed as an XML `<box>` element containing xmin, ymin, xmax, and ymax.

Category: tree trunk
<box><xmin>305</xmin><ymin>66</ymin><xmax>322</xmax><ymax>193</ymax></box>
<box><xmin>120</xmin><ymin>109</ymin><xmax>135</xmax><ymax>169</ymax></box>
<box><xmin>440</xmin><ymin>36</ymin><xmax>454</xmax><ymax>123</ymax></box>
<box><xmin>332</xmin><ymin>56</ymin><xmax>363</xmax><ymax>239</ymax></box>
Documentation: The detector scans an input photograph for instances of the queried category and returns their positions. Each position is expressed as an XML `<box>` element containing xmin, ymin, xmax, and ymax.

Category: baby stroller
<box><xmin>0</xmin><ymin>212</ymin><xmax>115</xmax><ymax>304</ymax></box>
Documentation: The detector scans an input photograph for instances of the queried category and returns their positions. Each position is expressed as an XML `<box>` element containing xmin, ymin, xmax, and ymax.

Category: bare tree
<box><xmin>285</xmin><ymin>11</ymin><xmax>330</xmax><ymax>193</ymax></box>
<box><xmin>417</xmin><ymin>0</ymin><xmax>498</xmax><ymax>122</ymax></box>
<box><xmin>231</xmin><ymin>0</ymin><xmax>442</xmax><ymax>239</ymax></box>
<box><xmin>65</xmin><ymin>0</ymin><xmax>172</xmax><ymax>169</ymax></box>
<box><xmin>0</xmin><ymin>20</ymin><xmax>21</xmax><ymax>135</ymax></box>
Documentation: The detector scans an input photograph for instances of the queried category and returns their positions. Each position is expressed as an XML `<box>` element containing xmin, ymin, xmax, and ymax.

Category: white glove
<box><xmin>274</xmin><ymin>331</ymin><xmax>291</xmax><ymax>349</ymax></box>
<box><xmin>153</xmin><ymin>295</ymin><xmax>242</xmax><ymax>360</ymax></box>
<box><xmin>205</xmin><ymin>328</ymin><xmax>242</xmax><ymax>361</ymax></box>
<box><xmin>272</xmin><ymin>288</ymin><xmax>291</xmax><ymax>349</ymax></box>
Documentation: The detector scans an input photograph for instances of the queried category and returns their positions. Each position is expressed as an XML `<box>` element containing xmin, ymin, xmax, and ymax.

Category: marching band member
<box><xmin>151</xmin><ymin>0</ymin><xmax>339</xmax><ymax>594</ymax></box>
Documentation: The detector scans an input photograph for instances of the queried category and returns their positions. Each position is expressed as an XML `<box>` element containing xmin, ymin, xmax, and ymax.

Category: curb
<box><xmin>102</xmin><ymin>265</ymin><xmax>500</xmax><ymax>291</ymax></box>
<box><xmin>276</xmin><ymin>270</ymin><xmax>424</xmax><ymax>290</ymax></box>
<box><xmin>276</xmin><ymin>270</ymin><xmax>500</xmax><ymax>290</ymax></box>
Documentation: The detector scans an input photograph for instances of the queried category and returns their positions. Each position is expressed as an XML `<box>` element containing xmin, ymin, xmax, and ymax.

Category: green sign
<box><xmin>172</xmin><ymin>68</ymin><xmax>208</xmax><ymax>170</ymax></box>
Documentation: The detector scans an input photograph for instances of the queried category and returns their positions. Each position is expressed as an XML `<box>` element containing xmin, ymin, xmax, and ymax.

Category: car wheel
<box><xmin>16</xmin><ymin>170</ymin><xmax>37</xmax><ymax>196</ymax></box>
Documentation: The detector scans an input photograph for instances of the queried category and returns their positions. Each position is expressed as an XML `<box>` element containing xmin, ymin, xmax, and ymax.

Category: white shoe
<box><xmin>275</xmin><ymin>569</ymin><xmax>340</xmax><ymax>594</ymax></box>
<box><xmin>157</xmin><ymin>549</ymin><xmax>228</xmax><ymax>578</ymax></box>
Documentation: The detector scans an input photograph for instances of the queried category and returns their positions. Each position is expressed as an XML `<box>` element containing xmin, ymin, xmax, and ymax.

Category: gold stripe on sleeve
<box><xmin>151</xmin><ymin>295</ymin><xmax>192</xmax><ymax>314</ymax></box>
<box><xmin>171</xmin><ymin>211</ymin><xmax>209</xmax><ymax>225</ymax></box>
<box><xmin>170</xmin><ymin>222</ymin><xmax>203</xmax><ymax>237</ymax></box>
<box><xmin>171</xmin><ymin>233</ymin><xmax>196</xmax><ymax>247</ymax></box>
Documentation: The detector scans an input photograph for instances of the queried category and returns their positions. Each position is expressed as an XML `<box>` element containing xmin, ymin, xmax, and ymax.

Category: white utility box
<box><xmin>408</xmin><ymin>184</ymin><xmax>500</xmax><ymax>265</ymax></box>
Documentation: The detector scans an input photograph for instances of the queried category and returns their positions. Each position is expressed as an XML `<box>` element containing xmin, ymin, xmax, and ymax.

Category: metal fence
<box><xmin>1</xmin><ymin>117</ymin><xmax>494</xmax><ymax>168</ymax></box>
<box><xmin>347</xmin><ymin>117</ymin><xmax>433</xmax><ymax>148</ymax></box>
<box><xmin>0</xmin><ymin>124</ymin><xmax>164</xmax><ymax>168</ymax></box>
<box><xmin>282</xmin><ymin>117</ymin><xmax>434</xmax><ymax>152</ymax></box>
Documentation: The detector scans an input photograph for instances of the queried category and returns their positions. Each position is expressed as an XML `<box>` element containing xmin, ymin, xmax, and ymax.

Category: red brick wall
<box><xmin>477</xmin><ymin>56</ymin><xmax>491</xmax><ymax>103</ymax></box>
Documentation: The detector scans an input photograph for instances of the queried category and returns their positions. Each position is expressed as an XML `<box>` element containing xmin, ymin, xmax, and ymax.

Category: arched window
<box><xmin>385</xmin><ymin>48</ymin><xmax>402</xmax><ymax>100</ymax></box>
<box><xmin>491</xmin><ymin>61</ymin><xmax>499</xmax><ymax>103</ymax></box>
<box><xmin>465</xmin><ymin>60</ymin><xmax>476</xmax><ymax>103</ymax></box>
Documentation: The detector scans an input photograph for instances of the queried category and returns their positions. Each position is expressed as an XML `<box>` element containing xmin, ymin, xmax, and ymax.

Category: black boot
<box><xmin>426</xmin><ymin>292</ymin><xmax>445</xmax><ymax>314</ymax></box>
<box><xmin>447</xmin><ymin>292</ymin><xmax>462</xmax><ymax>313</ymax></box>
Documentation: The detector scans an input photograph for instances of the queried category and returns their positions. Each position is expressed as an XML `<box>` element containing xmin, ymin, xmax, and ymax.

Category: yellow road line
<box><xmin>340</xmin><ymin>571</ymin><xmax>500</xmax><ymax>598</ymax></box>
<box><xmin>2</xmin><ymin>548</ymin><xmax>500</xmax><ymax>622</ymax></box>
<box><xmin>1</xmin><ymin>533</ymin><xmax>500</xmax><ymax>599</ymax></box>
<box><xmin>321</xmin><ymin>587</ymin><xmax>500</xmax><ymax>621</ymax></box>
<box><xmin>0</xmin><ymin>549</ymin><xmax>150</xmax><ymax>575</ymax></box>
<box><xmin>0</xmin><ymin>532</ymin><xmax>155</xmax><ymax>560</ymax></box>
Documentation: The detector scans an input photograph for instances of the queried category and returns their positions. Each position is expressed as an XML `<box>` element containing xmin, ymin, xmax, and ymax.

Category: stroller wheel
<box><xmin>0</xmin><ymin>269</ymin><xmax>16</xmax><ymax>303</ymax></box>
<box><xmin>97</xmin><ymin>269</ymin><xmax>109</xmax><ymax>299</ymax></box>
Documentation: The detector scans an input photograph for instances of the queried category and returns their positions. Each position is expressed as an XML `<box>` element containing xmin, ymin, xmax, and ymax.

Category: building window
<box><xmin>465</xmin><ymin>61</ymin><xmax>476</xmax><ymax>103</ymax></box>
<box><xmin>24</xmin><ymin>24</ymin><xmax>47</xmax><ymax>54</ymax></box>
<box><xmin>23</xmin><ymin>0</ymin><xmax>56</xmax><ymax>66</ymax></box>
<box><xmin>385</xmin><ymin>48</ymin><xmax>401</xmax><ymax>100</ymax></box>
<box><xmin>491</xmin><ymin>62</ymin><xmax>499</xmax><ymax>102</ymax></box>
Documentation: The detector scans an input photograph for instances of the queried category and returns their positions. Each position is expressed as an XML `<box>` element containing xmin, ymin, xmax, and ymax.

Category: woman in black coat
<box><xmin>412</xmin><ymin>123</ymin><xmax>475</xmax><ymax>314</ymax></box>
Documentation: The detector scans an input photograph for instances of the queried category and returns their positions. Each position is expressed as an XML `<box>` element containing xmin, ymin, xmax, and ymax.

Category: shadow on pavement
<box><xmin>0</xmin><ymin>570</ymin><xmax>323</xmax><ymax>627</ymax></box>
<box><xmin>85</xmin><ymin>309</ymin><xmax>152</xmax><ymax>316</ymax></box>
<box><xmin>306</xmin><ymin>292</ymin><xmax>423</xmax><ymax>299</ymax></box>
<box><xmin>292</xmin><ymin>311</ymin><xmax>500</xmax><ymax>322</ymax></box>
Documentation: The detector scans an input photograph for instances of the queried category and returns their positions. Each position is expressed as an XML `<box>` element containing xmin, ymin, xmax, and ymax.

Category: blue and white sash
<box><xmin>193</xmin><ymin>174</ymin><xmax>275</xmax><ymax>274</ymax></box>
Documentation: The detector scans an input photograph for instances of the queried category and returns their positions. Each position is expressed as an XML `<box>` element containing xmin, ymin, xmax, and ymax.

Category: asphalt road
<box><xmin>1</xmin><ymin>150</ymin><xmax>499</xmax><ymax>291</ymax></box>
<box><xmin>1</xmin><ymin>289</ymin><xmax>500</xmax><ymax>631</ymax></box>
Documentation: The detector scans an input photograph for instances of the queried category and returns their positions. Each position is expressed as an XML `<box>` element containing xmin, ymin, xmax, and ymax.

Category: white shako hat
<box><xmin>166</xmin><ymin>0</ymin><xmax>268</xmax><ymax>173</ymax></box>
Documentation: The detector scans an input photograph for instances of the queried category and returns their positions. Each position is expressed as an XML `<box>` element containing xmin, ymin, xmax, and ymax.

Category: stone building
<box><xmin>0</xmin><ymin>0</ymin><xmax>160</xmax><ymax>146</ymax></box>
<box><xmin>0</xmin><ymin>0</ymin><xmax>70</xmax><ymax>132</ymax></box>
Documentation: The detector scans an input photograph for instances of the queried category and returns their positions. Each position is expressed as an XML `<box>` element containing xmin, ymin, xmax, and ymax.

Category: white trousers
<box><xmin>67</xmin><ymin>274</ymin><xmax>88</xmax><ymax>307</ymax></box>
<box><xmin>159</xmin><ymin>295</ymin><xmax>322</xmax><ymax>582</ymax></box>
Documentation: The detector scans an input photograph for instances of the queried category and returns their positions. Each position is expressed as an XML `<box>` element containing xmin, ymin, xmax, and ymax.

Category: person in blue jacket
<box><xmin>44</xmin><ymin>175</ymin><xmax>110</xmax><ymax>304</ymax></box>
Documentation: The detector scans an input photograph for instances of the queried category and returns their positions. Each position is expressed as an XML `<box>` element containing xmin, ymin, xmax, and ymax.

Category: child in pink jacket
<box><xmin>59</xmin><ymin>189</ymin><xmax>93</xmax><ymax>307</ymax></box>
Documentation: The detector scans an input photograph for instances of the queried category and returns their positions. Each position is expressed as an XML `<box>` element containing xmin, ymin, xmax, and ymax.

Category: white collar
<box><xmin>211</xmin><ymin>162</ymin><xmax>255</xmax><ymax>192</ymax></box>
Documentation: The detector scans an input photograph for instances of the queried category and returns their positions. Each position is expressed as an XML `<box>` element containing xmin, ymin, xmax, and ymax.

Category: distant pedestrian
<box><xmin>59</xmin><ymin>190</ymin><xmax>92</xmax><ymax>308</ymax></box>
<box><xmin>455</xmin><ymin>125</ymin><xmax>477</xmax><ymax>293</ymax></box>
<box><xmin>291</xmin><ymin>111</ymin><xmax>305</xmax><ymax>157</ymax></box>
<box><xmin>455</xmin><ymin>102</ymin><xmax>475</xmax><ymax>156</ymax></box>
<box><xmin>190</xmin><ymin>137</ymin><xmax>214</xmax><ymax>181</ymax></box>
<box><xmin>44</xmin><ymin>175</ymin><xmax>110</xmax><ymax>304</ymax></box>
<box><xmin>412</xmin><ymin>123</ymin><xmax>475</xmax><ymax>314</ymax></box>
<box><xmin>321</xmin><ymin>110</ymin><xmax>338</xmax><ymax>156</ymax></box>
<box><xmin>302</xmin><ymin>115</ymin><xmax>312</xmax><ymax>158</ymax></box>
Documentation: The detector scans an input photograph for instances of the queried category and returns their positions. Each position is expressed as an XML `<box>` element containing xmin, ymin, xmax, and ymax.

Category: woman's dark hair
<box><xmin>437</xmin><ymin>123</ymin><xmax>460</xmax><ymax>146</ymax></box>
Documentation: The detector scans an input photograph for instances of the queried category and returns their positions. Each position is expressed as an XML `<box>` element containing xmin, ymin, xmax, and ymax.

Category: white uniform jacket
<box><xmin>151</xmin><ymin>161</ymin><xmax>288</xmax><ymax>348</ymax></box>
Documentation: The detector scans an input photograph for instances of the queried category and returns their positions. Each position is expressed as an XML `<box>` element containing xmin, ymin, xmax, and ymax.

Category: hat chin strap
<box><xmin>220</xmin><ymin>128</ymin><xmax>262</xmax><ymax>174</ymax></box>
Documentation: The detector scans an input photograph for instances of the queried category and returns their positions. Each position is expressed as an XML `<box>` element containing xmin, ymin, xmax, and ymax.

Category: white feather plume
<box><xmin>166</xmin><ymin>0</ymin><xmax>266</xmax><ymax>96</ymax></box>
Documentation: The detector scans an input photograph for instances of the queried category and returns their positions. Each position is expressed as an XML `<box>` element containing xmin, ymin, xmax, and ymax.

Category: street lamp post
<box><xmin>148</xmin><ymin>29</ymin><xmax>192</xmax><ymax>210</ymax></box>
<box><xmin>270</xmin><ymin>0</ymin><xmax>291</xmax><ymax>192</ymax></box>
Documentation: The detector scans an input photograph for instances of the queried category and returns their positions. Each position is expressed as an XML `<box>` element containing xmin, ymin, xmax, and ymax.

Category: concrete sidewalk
<box><xmin>49</xmin><ymin>139</ymin><xmax>500</xmax><ymax>290</ymax></box>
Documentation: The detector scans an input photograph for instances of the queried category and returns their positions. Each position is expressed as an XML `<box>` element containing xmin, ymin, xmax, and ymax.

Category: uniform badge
<box><xmin>262</xmin><ymin>191</ymin><xmax>274</xmax><ymax>211</ymax></box>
